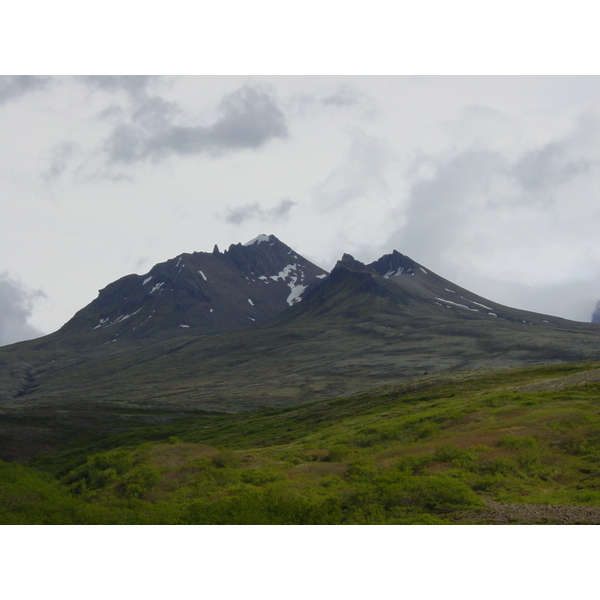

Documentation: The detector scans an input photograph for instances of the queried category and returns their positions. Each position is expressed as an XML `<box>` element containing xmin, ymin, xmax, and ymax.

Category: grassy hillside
<box><xmin>3</xmin><ymin>362</ymin><xmax>600</xmax><ymax>524</ymax></box>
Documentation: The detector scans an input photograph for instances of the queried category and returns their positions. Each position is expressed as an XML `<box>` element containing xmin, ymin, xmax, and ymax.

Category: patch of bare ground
<box><xmin>454</xmin><ymin>500</ymin><xmax>600</xmax><ymax>525</ymax></box>
<box><xmin>148</xmin><ymin>443</ymin><xmax>220</xmax><ymax>469</ymax></box>
<box><xmin>287</xmin><ymin>462</ymin><xmax>347</xmax><ymax>477</ymax></box>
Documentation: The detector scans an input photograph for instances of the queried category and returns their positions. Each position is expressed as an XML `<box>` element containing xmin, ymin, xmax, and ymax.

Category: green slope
<box><xmin>3</xmin><ymin>362</ymin><xmax>600</xmax><ymax>524</ymax></box>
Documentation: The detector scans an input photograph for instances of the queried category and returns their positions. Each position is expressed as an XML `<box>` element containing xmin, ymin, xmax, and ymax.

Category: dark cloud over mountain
<box><xmin>0</xmin><ymin>274</ymin><xmax>45</xmax><ymax>347</ymax></box>
<box><xmin>514</xmin><ymin>140</ymin><xmax>596</xmax><ymax>194</ymax></box>
<box><xmin>225</xmin><ymin>198</ymin><xmax>296</xmax><ymax>224</ymax></box>
<box><xmin>104</xmin><ymin>85</ymin><xmax>288</xmax><ymax>164</ymax></box>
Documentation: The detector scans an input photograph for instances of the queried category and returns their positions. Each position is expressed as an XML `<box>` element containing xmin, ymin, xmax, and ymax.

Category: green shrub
<box><xmin>326</xmin><ymin>444</ymin><xmax>351</xmax><ymax>462</ymax></box>
<box><xmin>346</xmin><ymin>457</ymin><xmax>378</xmax><ymax>482</ymax></box>
<box><xmin>212</xmin><ymin>450</ymin><xmax>241</xmax><ymax>469</ymax></box>
<box><xmin>372</xmin><ymin>472</ymin><xmax>482</xmax><ymax>514</ymax></box>
<box><xmin>498</xmin><ymin>435</ymin><xmax>539</xmax><ymax>449</ymax></box>
<box><xmin>241</xmin><ymin>468</ymin><xmax>284</xmax><ymax>486</ymax></box>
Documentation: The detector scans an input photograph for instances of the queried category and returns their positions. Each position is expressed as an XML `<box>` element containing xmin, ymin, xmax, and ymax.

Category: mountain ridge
<box><xmin>55</xmin><ymin>234</ymin><xmax>328</xmax><ymax>346</ymax></box>
<box><xmin>2</xmin><ymin>235</ymin><xmax>600</xmax><ymax>461</ymax></box>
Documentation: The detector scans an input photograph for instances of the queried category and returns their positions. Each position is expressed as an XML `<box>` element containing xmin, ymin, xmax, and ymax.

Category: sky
<box><xmin>3</xmin><ymin>74</ymin><xmax>600</xmax><ymax>345</ymax></box>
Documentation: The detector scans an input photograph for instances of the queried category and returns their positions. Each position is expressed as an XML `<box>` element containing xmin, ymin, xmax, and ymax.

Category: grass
<box><xmin>3</xmin><ymin>362</ymin><xmax>600</xmax><ymax>524</ymax></box>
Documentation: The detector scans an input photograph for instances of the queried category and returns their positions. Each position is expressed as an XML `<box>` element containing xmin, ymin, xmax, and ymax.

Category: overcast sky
<box><xmin>2</xmin><ymin>74</ymin><xmax>600</xmax><ymax>345</ymax></box>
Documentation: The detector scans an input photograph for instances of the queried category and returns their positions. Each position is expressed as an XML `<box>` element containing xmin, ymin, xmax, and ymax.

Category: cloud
<box><xmin>225</xmin><ymin>197</ymin><xmax>296</xmax><ymax>225</ymax></box>
<box><xmin>42</xmin><ymin>142</ymin><xmax>79</xmax><ymax>183</ymax></box>
<box><xmin>79</xmin><ymin>75</ymin><xmax>154</xmax><ymax>98</ymax></box>
<box><xmin>0</xmin><ymin>274</ymin><xmax>46</xmax><ymax>347</ymax></box>
<box><xmin>393</xmin><ymin>144</ymin><xmax>599</xmax><ymax>280</ymax></box>
<box><xmin>311</xmin><ymin>129</ymin><xmax>393</xmax><ymax>209</ymax></box>
<box><xmin>514</xmin><ymin>140</ymin><xmax>596</xmax><ymax>194</ymax></box>
<box><xmin>290</xmin><ymin>83</ymin><xmax>376</xmax><ymax>117</ymax></box>
<box><xmin>0</xmin><ymin>76</ymin><xmax>51</xmax><ymax>105</ymax></box>
<box><xmin>383</xmin><ymin>107</ymin><xmax>600</xmax><ymax>321</ymax></box>
<box><xmin>104</xmin><ymin>84</ymin><xmax>288</xmax><ymax>164</ymax></box>
<box><xmin>321</xmin><ymin>84</ymin><xmax>374</xmax><ymax>111</ymax></box>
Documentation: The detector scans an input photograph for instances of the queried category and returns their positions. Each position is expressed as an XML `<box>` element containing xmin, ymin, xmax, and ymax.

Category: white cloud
<box><xmin>385</xmin><ymin>101</ymin><xmax>600</xmax><ymax>320</ymax></box>
<box><xmin>0</xmin><ymin>273</ymin><xmax>46</xmax><ymax>347</ymax></box>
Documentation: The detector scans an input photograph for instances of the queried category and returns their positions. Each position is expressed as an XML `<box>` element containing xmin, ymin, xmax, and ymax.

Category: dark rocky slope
<box><xmin>56</xmin><ymin>234</ymin><xmax>327</xmax><ymax>346</ymax></box>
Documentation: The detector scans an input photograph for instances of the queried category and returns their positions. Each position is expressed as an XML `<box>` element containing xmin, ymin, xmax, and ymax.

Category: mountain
<box><xmin>2</xmin><ymin>238</ymin><xmax>600</xmax><ymax>461</ymax></box>
<box><xmin>367</xmin><ymin>249</ymin><xmax>566</xmax><ymax>326</ymax></box>
<box><xmin>592</xmin><ymin>301</ymin><xmax>600</xmax><ymax>324</ymax></box>
<box><xmin>277</xmin><ymin>249</ymin><xmax>569</xmax><ymax>328</ymax></box>
<box><xmin>56</xmin><ymin>234</ymin><xmax>328</xmax><ymax>346</ymax></box>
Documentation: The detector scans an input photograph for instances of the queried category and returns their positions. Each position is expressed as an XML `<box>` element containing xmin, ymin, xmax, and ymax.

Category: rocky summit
<box><xmin>56</xmin><ymin>234</ymin><xmax>328</xmax><ymax>346</ymax></box>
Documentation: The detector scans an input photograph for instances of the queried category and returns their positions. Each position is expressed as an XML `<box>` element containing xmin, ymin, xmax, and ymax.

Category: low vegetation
<box><xmin>3</xmin><ymin>363</ymin><xmax>600</xmax><ymax>524</ymax></box>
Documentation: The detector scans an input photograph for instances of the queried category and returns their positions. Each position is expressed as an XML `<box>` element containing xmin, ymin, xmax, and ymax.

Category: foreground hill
<box><xmin>3</xmin><ymin>362</ymin><xmax>600</xmax><ymax>524</ymax></box>
<box><xmin>2</xmin><ymin>243</ymin><xmax>600</xmax><ymax>461</ymax></box>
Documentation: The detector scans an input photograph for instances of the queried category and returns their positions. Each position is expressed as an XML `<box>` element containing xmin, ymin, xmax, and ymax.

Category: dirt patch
<box><xmin>454</xmin><ymin>499</ymin><xmax>600</xmax><ymax>524</ymax></box>
<box><xmin>288</xmin><ymin>462</ymin><xmax>347</xmax><ymax>477</ymax></box>
<box><xmin>148</xmin><ymin>443</ymin><xmax>220</xmax><ymax>469</ymax></box>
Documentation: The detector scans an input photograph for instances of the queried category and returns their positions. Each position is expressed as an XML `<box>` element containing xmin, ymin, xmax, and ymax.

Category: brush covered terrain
<box><xmin>3</xmin><ymin>362</ymin><xmax>600</xmax><ymax>524</ymax></box>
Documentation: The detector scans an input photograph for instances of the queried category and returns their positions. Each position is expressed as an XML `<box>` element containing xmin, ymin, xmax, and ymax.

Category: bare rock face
<box><xmin>592</xmin><ymin>301</ymin><xmax>600</xmax><ymax>324</ymax></box>
<box><xmin>56</xmin><ymin>234</ymin><xmax>328</xmax><ymax>345</ymax></box>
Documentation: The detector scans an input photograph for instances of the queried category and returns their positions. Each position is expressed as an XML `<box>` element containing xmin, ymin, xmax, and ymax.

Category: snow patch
<box><xmin>420</xmin><ymin>267</ymin><xmax>428</xmax><ymax>274</ymax></box>
<box><xmin>466</xmin><ymin>299</ymin><xmax>493</xmax><ymax>310</ymax></box>
<box><xmin>143</xmin><ymin>276</ymin><xmax>153</xmax><ymax>285</ymax></box>
<box><xmin>150</xmin><ymin>282</ymin><xmax>164</xmax><ymax>293</ymax></box>
<box><xmin>270</xmin><ymin>264</ymin><xmax>307</xmax><ymax>305</ymax></box>
<box><xmin>179</xmin><ymin>324</ymin><xmax>190</xmax><ymax>328</ymax></box>
<box><xmin>244</xmin><ymin>234</ymin><xmax>270</xmax><ymax>246</ymax></box>
<box><xmin>488</xmin><ymin>312</ymin><xmax>497</xmax><ymax>317</ymax></box>
<box><xmin>435</xmin><ymin>298</ymin><xmax>478</xmax><ymax>312</ymax></box>
<box><xmin>383</xmin><ymin>266</ymin><xmax>405</xmax><ymax>279</ymax></box>
<box><xmin>209</xmin><ymin>309</ymin><xmax>213</xmax><ymax>313</ymax></box>
<box><xmin>317</xmin><ymin>274</ymin><xmax>327</xmax><ymax>279</ymax></box>
<box><xmin>248</xmin><ymin>298</ymin><xmax>254</xmax><ymax>306</ymax></box>
<box><xmin>198</xmin><ymin>270</ymin><xmax>207</xmax><ymax>281</ymax></box>
<box><xmin>110</xmin><ymin>308</ymin><xmax>142</xmax><ymax>325</ymax></box>
<box><xmin>287</xmin><ymin>284</ymin><xmax>307</xmax><ymax>305</ymax></box>
<box><xmin>248</xmin><ymin>317</ymin><xmax>255</xmax><ymax>321</ymax></box>
<box><xmin>92</xmin><ymin>318</ymin><xmax>109</xmax><ymax>330</ymax></box>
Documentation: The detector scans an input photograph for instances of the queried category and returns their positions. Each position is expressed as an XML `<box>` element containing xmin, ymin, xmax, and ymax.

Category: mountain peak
<box><xmin>368</xmin><ymin>250</ymin><xmax>418</xmax><ymax>278</ymax></box>
<box><xmin>243</xmin><ymin>234</ymin><xmax>275</xmax><ymax>246</ymax></box>
<box><xmin>333</xmin><ymin>254</ymin><xmax>374</xmax><ymax>274</ymax></box>
<box><xmin>58</xmin><ymin>235</ymin><xmax>328</xmax><ymax>345</ymax></box>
